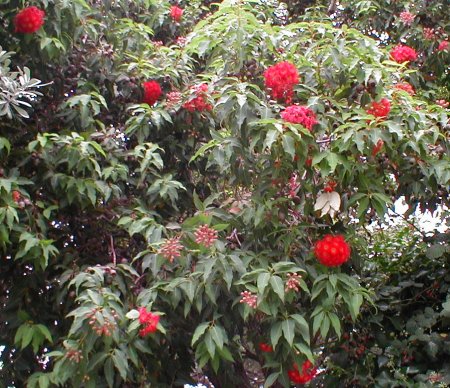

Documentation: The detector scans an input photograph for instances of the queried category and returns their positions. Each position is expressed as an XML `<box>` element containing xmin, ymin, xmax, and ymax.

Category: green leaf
<box><xmin>290</xmin><ymin>314</ymin><xmax>310</xmax><ymax>345</ymax></box>
<box><xmin>210</xmin><ymin>325</ymin><xmax>225</xmax><ymax>350</ymax></box>
<box><xmin>204</xmin><ymin>331</ymin><xmax>216</xmax><ymax>358</ymax></box>
<box><xmin>125</xmin><ymin>309</ymin><xmax>139</xmax><ymax>320</ymax></box>
<box><xmin>112</xmin><ymin>349</ymin><xmax>128</xmax><ymax>381</ymax></box>
<box><xmin>104</xmin><ymin>357</ymin><xmax>114</xmax><ymax>388</ymax></box>
<box><xmin>270</xmin><ymin>275</ymin><xmax>285</xmax><ymax>302</ymax></box>
<box><xmin>264</xmin><ymin>372</ymin><xmax>280</xmax><ymax>387</ymax></box>
<box><xmin>192</xmin><ymin>322</ymin><xmax>210</xmax><ymax>346</ymax></box>
<box><xmin>282</xmin><ymin>319</ymin><xmax>295</xmax><ymax>346</ymax></box>
<box><xmin>270</xmin><ymin>321</ymin><xmax>283</xmax><ymax>348</ymax></box>
<box><xmin>328</xmin><ymin>313</ymin><xmax>341</xmax><ymax>338</ymax></box>
<box><xmin>282</xmin><ymin>134</ymin><xmax>296</xmax><ymax>159</ymax></box>
<box><xmin>257</xmin><ymin>272</ymin><xmax>271</xmax><ymax>295</ymax></box>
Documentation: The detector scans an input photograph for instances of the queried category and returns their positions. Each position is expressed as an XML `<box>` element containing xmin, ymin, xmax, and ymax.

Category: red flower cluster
<box><xmin>14</xmin><ymin>6</ymin><xmax>45</xmax><ymax>34</ymax></box>
<box><xmin>264</xmin><ymin>61</ymin><xmax>299</xmax><ymax>104</ymax></box>
<box><xmin>138</xmin><ymin>307</ymin><xmax>160</xmax><ymax>337</ymax></box>
<box><xmin>170</xmin><ymin>5</ymin><xmax>183</xmax><ymax>22</ymax></box>
<box><xmin>366</xmin><ymin>98</ymin><xmax>391</xmax><ymax>120</ymax></box>
<box><xmin>314</xmin><ymin>234</ymin><xmax>351</xmax><ymax>267</ymax></box>
<box><xmin>438</xmin><ymin>40</ymin><xmax>449</xmax><ymax>51</ymax></box>
<box><xmin>183</xmin><ymin>84</ymin><xmax>212</xmax><ymax>112</ymax></box>
<box><xmin>323</xmin><ymin>180</ymin><xmax>337</xmax><ymax>193</ymax></box>
<box><xmin>288</xmin><ymin>361</ymin><xmax>317</xmax><ymax>384</ymax></box>
<box><xmin>399</xmin><ymin>11</ymin><xmax>415</xmax><ymax>26</ymax></box>
<box><xmin>390</xmin><ymin>44</ymin><xmax>418</xmax><ymax>63</ymax></box>
<box><xmin>259</xmin><ymin>342</ymin><xmax>274</xmax><ymax>353</ymax></box>
<box><xmin>394</xmin><ymin>82</ymin><xmax>415</xmax><ymax>95</ymax></box>
<box><xmin>194</xmin><ymin>224</ymin><xmax>218</xmax><ymax>247</ymax></box>
<box><xmin>285</xmin><ymin>273</ymin><xmax>302</xmax><ymax>292</ymax></box>
<box><xmin>159</xmin><ymin>237</ymin><xmax>183</xmax><ymax>262</ymax></box>
<box><xmin>281</xmin><ymin>105</ymin><xmax>318</xmax><ymax>131</ymax></box>
<box><xmin>142</xmin><ymin>81</ymin><xmax>162</xmax><ymax>106</ymax></box>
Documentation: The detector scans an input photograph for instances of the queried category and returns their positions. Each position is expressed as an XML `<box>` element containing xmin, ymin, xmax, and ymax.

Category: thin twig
<box><xmin>109</xmin><ymin>235</ymin><xmax>117</xmax><ymax>266</ymax></box>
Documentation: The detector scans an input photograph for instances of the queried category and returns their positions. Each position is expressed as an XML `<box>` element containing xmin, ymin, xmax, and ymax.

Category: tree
<box><xmin>0</xmin><ymin>0</ymin><xmax>448</xmax><ymax>387</ymax></box>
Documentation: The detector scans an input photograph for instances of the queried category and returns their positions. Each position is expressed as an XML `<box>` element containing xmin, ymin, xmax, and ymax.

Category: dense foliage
<box><xmin>0</xmin><ymin>0</ymin><xmax>449</xmax><ymax>387</ymax></box>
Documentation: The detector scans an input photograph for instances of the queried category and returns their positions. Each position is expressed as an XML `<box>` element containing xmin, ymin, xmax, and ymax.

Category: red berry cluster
<box><xmin>288</xmin><ymin>360</ymin><xmax>317</xmax><ymax>384</ymax></box>
<box><xmin>183</xmin><ymin>84</ymin><xmax>212</xmax><ymax>112</ymax></box>
<box><xmin>281</xmin><ymin>105</ymin><xmax>318</xmax><ymax>131</ymax></box>
<box><xmin>285</xmin><ymin>273</ymin><xmax>302</xmax><ymax>292</ymax></box>
<box><xmin>263</xmin><ymin>61</ymin><xmax>299</xmax><ymax>104</ymax></box>
<box><xmin>138</xmin><ymin>307</ymin><xmax>160</xmax><ymax>337</ymax></box>
<box><xmin>194</xmin><ymin>224</ymin><xmax>218</xmax><ymax>248</ymax></box>
<box><xmin>65</xmin><ymin>348</ymin><xmax>83</xmax><ymax>363</ymax></box>
<box><xmin>366</xmin><ymin>98</ymin><xmax>391</xmax><ymax>120</ymax></box>
<box><xmin>314</xmin><ymin>235</ymin><xmax>351</xmax><ymax>267</ymax></box>
<box><xmin>170</xmin><ymin>6</ymin><xmax>183</xmax><ymax>22</ymax></box>
<box><xmin>394</xmin><ymin>82</ymin><xmax>415</xmax><ymax>95</ymax></box>
<box><xmin>159</xmin><ymin>237</ymin><xmax>183</xmax><ymax>262</ymax></box>
<box><xmin>87</xmin><ymin>308</ymin><xmax>118</xmax><ymax>336</ymax></box>
<box><xmin>142</xmin><ymin>80</ymin><xmax>162</xmax><ymax>106</ymax></box>
<box><xmin>240</xmin><ymin>291</ymin><xmax>257</xmax><ymax>308</ymax></box>
<box><xmin>390</xmin><ymin>44</ymin><xmax>418</xmax><ymax>63</ymax></box>
<box><xmin>14</xmin><ymin>6</ymin><xmax>45</xmax><ymax>34</ymax></box>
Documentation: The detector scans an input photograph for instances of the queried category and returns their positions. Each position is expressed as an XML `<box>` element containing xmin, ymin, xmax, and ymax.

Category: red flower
<box><xmin>423</xmin><ymin>28</ymin><xmax>436</xmax><ymax>40</ymax></box>
<box><xmin>264</xmin><ymin>61</ymin><xmax>299</xmax><ymax>104</ymax></box>
<box><xmin>399</xmin><ymin>11</ymin><xmax>415</xmax><ymax>26</ymax></box>
<box><xmin>142</xmin><ymin>81</ymin><xmax>162</xmax><ymax>106</ymax></box>
<box><xmin>366</xmin><ymin>98</ymin><xmax>390</xmax><ymax>120</ymax></box>
<box><xmin>259</xmin><ymin>342</ymin><xmax>274</xmax><ymax>352</ymax></box>
<box><xmin>323</xmin><ymin>180</ymin><xmax>337</xmax><ymax>193</ymax></box>
<box><xmin>314</xmin><ymin>235</ymin><xmax>351</xmax><ymax>267</ymax></box>
<box><xmin>394</xmin><ymin>82</ymin><xmax>415</xmax><ymax>95</ymax></box>
<box><xmin>170</xmin><ymin>6</ymin><xmax>183</xmax><ymax>22</ymax></box>
<box><xmin>183</xmin><ymin>84</ymin><xmax>212</xmax><ymax>112</ymax></box>
<box><xmin>14</xmin><ymin>6</ymin><xmax>45</xmax><ymax>34</ymax></box>
<box><xmin>438</xmin><ymin>41</ymin><xmax>449</xmax><ymax>51</ymax></box>
<box><xmin>138</xmin><ymin>307</ymin><xmax>160</xmax><ymax>337</ymax></box>
<box><xmin>281</xmin><ymin>105</ymin><xmax>318</xmax><ymax>131</ymax></box>
<box><xmin>390</xmin><ymin>44</ymin><xmax>417</xmax><ymax>63</ymax></box>
<box><xmin>194</xmin><ymin>224</ymin><xmax>218</xmax><ymax>248</ymax></box>
<box><xmin>288</xmin><ymin>360</ymin><xmax>317</xmax><ymax>384</ymax></box>
<box><xmin>372</xmin><ymin>139</ymin><xmax>384</xmax><ymax>157</ymax></box>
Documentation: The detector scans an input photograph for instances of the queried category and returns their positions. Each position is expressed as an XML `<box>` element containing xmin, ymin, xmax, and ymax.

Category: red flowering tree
<box><xmin>0</xmin><ymin>1</ymin><xmax>448</xmax><ymax>387</ymax></box>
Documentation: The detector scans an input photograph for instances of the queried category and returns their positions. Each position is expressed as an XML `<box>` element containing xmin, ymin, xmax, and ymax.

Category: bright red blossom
<box><xmin>138</xmin><ymin>307</ymin><xmax>160</xmax><ymax>337</ymax></box>
<box><xmin>314</xmin><ymin>235</ymin><xmax>351</xmax><ymax>267</ymax></box>
<box><xmin>170</xmin><ymin>6</ymin><xmax>183</xmax><ymax>22</ymax></box>
<box><xmin>366</xmin><ymin>98</ymin><xmax>391</xmax><ymax>120</ymax></box>
<box><xmin>399</xmin><ymin>11</ymin><xmax>415</xmax><ymax>26</ymax></box>
<box><xmin>390</xmin><ymin>44</ymin><xmax>418</xmax><ymax>63</ymax></box>
<box><xmin>14</xmin><ymin>6</ymin><xmax>45</xmax><ymax>34</ymax></box>
<box><xmin>259</xmin><ymin>342</ymin><xmax>273</xmax><ymax>353</ymax></box>
<box><xmin>264</xmin><ymin>62</ymin><xmax>299</xmax><ymax>104</ymax></box>
<box><xmin>281</xmin><ymin>105</ymin><xmax>318</xmax><ymax>131</ymax></box>
<box><xmin>183</xmin><ymin>84</ymin><xmax>212</xmax><ymax>112</ymax></box>
<box><xmin>288</xmin><ymin>361</ymin><xmax>318</xmax><ymax>384</ymax></box>
<box><xmin>12</xmin><ymin>191</ymin><xmax>21</xmax><ymax>203</ymax></box>
<box><xmin>438</xmin><ymin>40</ymin><xmax>449</xmax><ymax>51</ymax></box>
<box><xmin>142</xmin><ymin>81</ymin><xmax>162</xmax><ymax>106</ymax></box>
<box><xmin>394</xmin><ymin>82</ymin><xmax>415</xmax><ymax>95</ymax></box>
